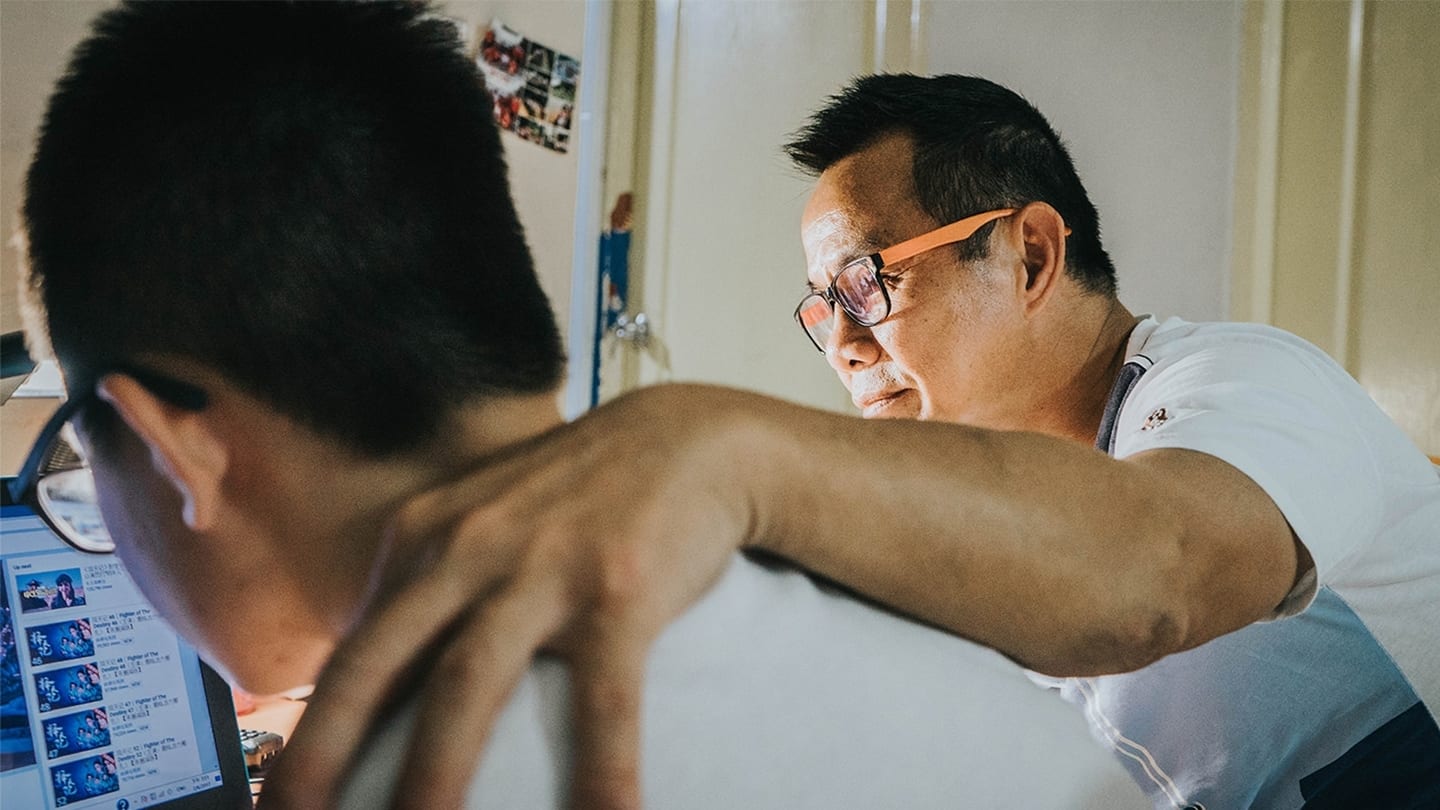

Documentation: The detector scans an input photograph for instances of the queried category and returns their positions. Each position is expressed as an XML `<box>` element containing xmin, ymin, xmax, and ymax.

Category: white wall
<box><xmin>3</xmin><ymin>1</ymin><xmax>1249</xmax><ymax>408</ymax></box>
<box><xmin>626</xmin><ymin>1</ymin><xmax>875</xmax><ymax>414</ymax></box>
<box><xmin>0</xmin><ymin>1</ymin><xmax>587</xmax><ymax>350</ymax></box>
<box><xmin>623</xmin><ymin>1</ymin><xmax>1245</xmax><ymax>415</ymax></box>
<box><xmin>442</xmin><ymin>2</ymin><xmax>588</xmax><ymax>348</ymax></box>
<box><xmin>925</xmin><ymin>0</ymin><xmax>1243</xmax><ymax>322</ymax></box>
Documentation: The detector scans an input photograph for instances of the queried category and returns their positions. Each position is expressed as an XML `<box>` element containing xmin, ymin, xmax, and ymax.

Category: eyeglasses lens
<box><xmin>834</xmin><ymin>260</ymin><xmax>887</xmax><ymax>326</ymax></box>
<box><xmin>35</xmin><ymin>428</ymin><xmax>114</xmax><ymax>554</ymax></box>
<box><xmin>797</xmin><ymin>294</ymin><xmax>834</xmax><ymax>350</ymax></box>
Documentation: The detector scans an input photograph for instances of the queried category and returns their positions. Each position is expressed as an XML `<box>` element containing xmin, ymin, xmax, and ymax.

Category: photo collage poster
<box><xmin>476</xmin><ymin>18</ymin><xmax>578</xmax><ymax>154</ymax></box>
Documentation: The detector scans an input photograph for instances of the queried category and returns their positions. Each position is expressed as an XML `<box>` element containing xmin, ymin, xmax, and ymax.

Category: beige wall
<box><xmin>1351</xmin><ymin>1</ymin><xmax>1439</xmax><ymax>455</ymax></box>
<box><xmin>0</xmin><ymin>1</ymin><xmax>111</xmax><ymax>339</ymax></box>
<box><xmin>1233</xmin><ymin>0</ymin><xmax>1439</xmax><ymax>453</ymax></box>
<box><xmin>0</xmin><ymin>0</ymin><xmax>586</xmax><ymax>352</ymax></box>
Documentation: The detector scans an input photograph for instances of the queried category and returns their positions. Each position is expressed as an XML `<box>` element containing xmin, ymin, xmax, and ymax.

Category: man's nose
<box><xmin>824</xmin><ymin>309</ymin><xmax>880</xmax><ymax>372</ymax></box>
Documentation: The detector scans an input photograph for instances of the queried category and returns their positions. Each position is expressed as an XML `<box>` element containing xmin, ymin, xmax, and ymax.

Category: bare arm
<box><xmin>734</xmin><ymin>388</ymin><xmax>1305</xmax><ymax>674</ymax></box>
<box><xmin>261</xmin><ymin>381</ymin><xmax>1304</xmax><ymax>807</ymax></box>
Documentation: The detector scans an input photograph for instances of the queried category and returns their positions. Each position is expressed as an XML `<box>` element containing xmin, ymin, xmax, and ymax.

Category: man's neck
<box><xmin>1028</xmin><ymin>296</ymin><xmax>1139</xmax><ymax>445</ymax></box>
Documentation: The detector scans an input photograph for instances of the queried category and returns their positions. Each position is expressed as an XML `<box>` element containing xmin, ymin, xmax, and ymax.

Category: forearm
<box><xmin>670</xmin><ymin>384</ymin><xmax>1192</xmax><ymax>676</ymax></box>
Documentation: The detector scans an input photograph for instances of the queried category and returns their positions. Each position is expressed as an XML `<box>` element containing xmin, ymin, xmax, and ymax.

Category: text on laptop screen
<box><xmin>1</xmin><ymin>503</ymin><xmax>240</xmax><ymax>809</ymax></box>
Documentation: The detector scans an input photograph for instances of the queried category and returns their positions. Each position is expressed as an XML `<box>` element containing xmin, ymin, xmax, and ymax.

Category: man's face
<box><xmin>800</xmin><ymin>133</ymin><xmax>1027</xmax><ymax>426</ymax></box>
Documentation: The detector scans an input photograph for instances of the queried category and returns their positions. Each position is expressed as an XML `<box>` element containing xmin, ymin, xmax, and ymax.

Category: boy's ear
<box><xmin>96</xmin><ymin>374</ymin><xmax>229</xmax><ymax>532</ymax></box>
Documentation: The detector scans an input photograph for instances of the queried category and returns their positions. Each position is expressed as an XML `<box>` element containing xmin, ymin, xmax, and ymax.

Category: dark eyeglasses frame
<box><xmin>793</xmin><ymin>208</ymin><xmax>1020</xmax><ymax>353</ymax></box>
<box><xmin>7</xmin><ymin>364</ymin><xmax>209</xmax><ymax>554</ymax></box>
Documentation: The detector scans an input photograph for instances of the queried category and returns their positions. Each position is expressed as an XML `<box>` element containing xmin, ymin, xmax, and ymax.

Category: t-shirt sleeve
<box><xmin>1111</xmin><ymin>334</ymin><xmax>1383</xmax><ymax>618</ymax></box>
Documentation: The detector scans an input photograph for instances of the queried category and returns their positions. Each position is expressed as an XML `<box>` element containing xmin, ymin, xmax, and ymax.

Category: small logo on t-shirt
<box><xmin>1142</xmin><ymin>407</ymin><xmax>1169</xmax><ymax>431</ymax></box>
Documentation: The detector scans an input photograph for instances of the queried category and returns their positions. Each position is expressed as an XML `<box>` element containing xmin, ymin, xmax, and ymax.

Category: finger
<box><xmin>259</xmin><ymin>564</ymin><xmax>504</xmax><ymax>809</ymax></box>
<box><xmin>566</xmin><ymin>640</ymin><xmax>649</xmax><ymax>810</ymax></box>
<box><xmin>391</xmin><ymin>576</ymin><xmax>569</xmax><ymax>810</ymax></box>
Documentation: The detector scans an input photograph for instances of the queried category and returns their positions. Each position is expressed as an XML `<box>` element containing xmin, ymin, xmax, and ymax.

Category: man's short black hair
<box><xmin>24</xmin><ymin>1</ymin><xmax>565</xmax><ymax>456</ymax></box>
<box><xmin>785</xmin><ymin>73</ymin><xmax>1117</xmax><ymax>297</ymax></box>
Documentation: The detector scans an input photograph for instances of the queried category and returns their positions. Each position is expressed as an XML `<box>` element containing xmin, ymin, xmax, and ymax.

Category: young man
<box><xmin>281</xmin><ymin>77</ymin><xmax>1440</xmax><ymax>808</ymax></box>
<box><xmin>17</xmin><ymin>3</ymin><xmax>1141</xmax><ymax>808</ymax></box>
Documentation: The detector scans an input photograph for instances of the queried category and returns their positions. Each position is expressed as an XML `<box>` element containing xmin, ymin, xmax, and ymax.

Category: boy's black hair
<box><xmin>24</xmin><ymin>1</ymin><xmax>565</xmax><ymax>456</ymax></box>
<box><xmin>785</xmin><ymin>73</ymin><xmax>1117</xmax><ymax>296</ymax></box>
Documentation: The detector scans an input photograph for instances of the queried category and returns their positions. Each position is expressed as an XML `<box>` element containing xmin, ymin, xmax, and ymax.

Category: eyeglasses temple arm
<box><xmin>878</xmin><ymin>208</ymin><xmax>1018</xmax><ymax>267</ymax></box>
<box><xmin>7</xmin><ymin>393</ymin><xmax>90</xmax><ymax>502</ymax></box>
<box><xmin>107</xmin><ymin>365</ymin><xmax>209</xmax><ymax>411</ymax></box>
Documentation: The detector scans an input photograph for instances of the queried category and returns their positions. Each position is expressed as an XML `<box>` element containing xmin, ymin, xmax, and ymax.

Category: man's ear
<box><xmin>1010</xmin><ymin>202</ymin><xmax>1069</xmax><ymax>315</ymax></box>
<box><xmin>96</xmin><ymin>373</ymin><xmax>229</xmax><ymax>532</ymax></box>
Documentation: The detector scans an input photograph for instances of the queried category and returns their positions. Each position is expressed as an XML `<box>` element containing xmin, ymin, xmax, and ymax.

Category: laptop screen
<box><xmin>1</xmin><ymin>496</ymin><xmax>250</xmax><ymax>810</ymax></box>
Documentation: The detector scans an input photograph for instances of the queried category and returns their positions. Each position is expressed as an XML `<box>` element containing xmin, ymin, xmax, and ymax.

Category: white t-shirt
<box><xmin>1045</xmin><ymin>316</ymin><xmax>1440</xmax><ymax>809</ymax></box>
<box><xmin>343</xmin><ymin>555</ymin><xmax>1146</xmax><ymax>808</ymax></box>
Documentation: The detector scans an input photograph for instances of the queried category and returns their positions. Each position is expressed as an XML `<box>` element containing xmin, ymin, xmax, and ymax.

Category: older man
<box><xmin>16</xmin><ymin>3</ymin><xmax>1141</xmax><ymax>808</ymax></box>
<box><xmin>282</xmin><ymin>76</ymin><xmax>1440</xmax><ymax>808</ymax></box>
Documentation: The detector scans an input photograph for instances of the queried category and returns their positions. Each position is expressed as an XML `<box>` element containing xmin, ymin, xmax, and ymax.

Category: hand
<box><xmin>259</xmin><ymin>384</ymin><xmax>761</xmax><ymax>809</ymax></box>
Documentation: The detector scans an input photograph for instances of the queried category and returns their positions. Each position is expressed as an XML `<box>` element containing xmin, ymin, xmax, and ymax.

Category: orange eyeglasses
<box><xmin>794</xmin><ymin>208</ymin><xmax>1016</xmax><ymax>353</ymax></box>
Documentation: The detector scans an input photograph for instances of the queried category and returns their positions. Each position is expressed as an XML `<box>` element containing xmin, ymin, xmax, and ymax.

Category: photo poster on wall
<box><xmin>476</xmin><ymin>18</ymin><xmax>578</xmax><ymax>154</ymax></box>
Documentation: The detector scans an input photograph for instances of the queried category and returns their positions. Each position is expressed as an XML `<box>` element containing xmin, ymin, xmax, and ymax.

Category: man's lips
<box><xmin>854</xmin><ymin>389</ymin><xmax>907</xmax><ymax>415</ymax></box>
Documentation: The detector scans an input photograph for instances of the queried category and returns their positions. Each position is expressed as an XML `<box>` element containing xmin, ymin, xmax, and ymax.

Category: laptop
<box><xmin>0</xmin><ymin>482</ymin><xmax>251</xmax><ymax>810</ymax></box>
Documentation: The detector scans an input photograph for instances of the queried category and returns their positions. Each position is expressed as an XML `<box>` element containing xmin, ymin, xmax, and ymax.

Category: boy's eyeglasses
<box><xmin>793</xmin><ymin>208</ymin><xmax>1017</xmax><ymax>353</ymax></box>
<box><xmin>6</xmin><ymin>366</ymin><xmax>208</xmax><ymax>554</ymax></box>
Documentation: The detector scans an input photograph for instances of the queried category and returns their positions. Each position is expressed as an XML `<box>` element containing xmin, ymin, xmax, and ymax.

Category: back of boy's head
<box><xmin>23</xmin><ymin>1</ymin><xmax>565</xmax><ymax>456</ymax></box>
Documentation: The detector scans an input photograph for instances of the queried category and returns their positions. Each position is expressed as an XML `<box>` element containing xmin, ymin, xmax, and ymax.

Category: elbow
<box><xmin>1044</xmin><ymin>596</ymin><xmax>1187</xmax><ymax>678</ymax></box>
<box><xmin>1101</xmin><ymin>527</ymin><xmax>1192</xmax><ymax>673</ymax></box>
<box><xmin>1025</xmin><ymin>587</ymin><xmax>1190</xmax><ymax>678</ymax></box>
<box><xmin>1052</xmin><ymin>528</ymin><xmax>1192</xmax><ymax>677</ymax></box>
<box><xmin>1110</xmin><ymin>601</ymin><xmax>1188</xmax><ymax>672</ymax></box>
